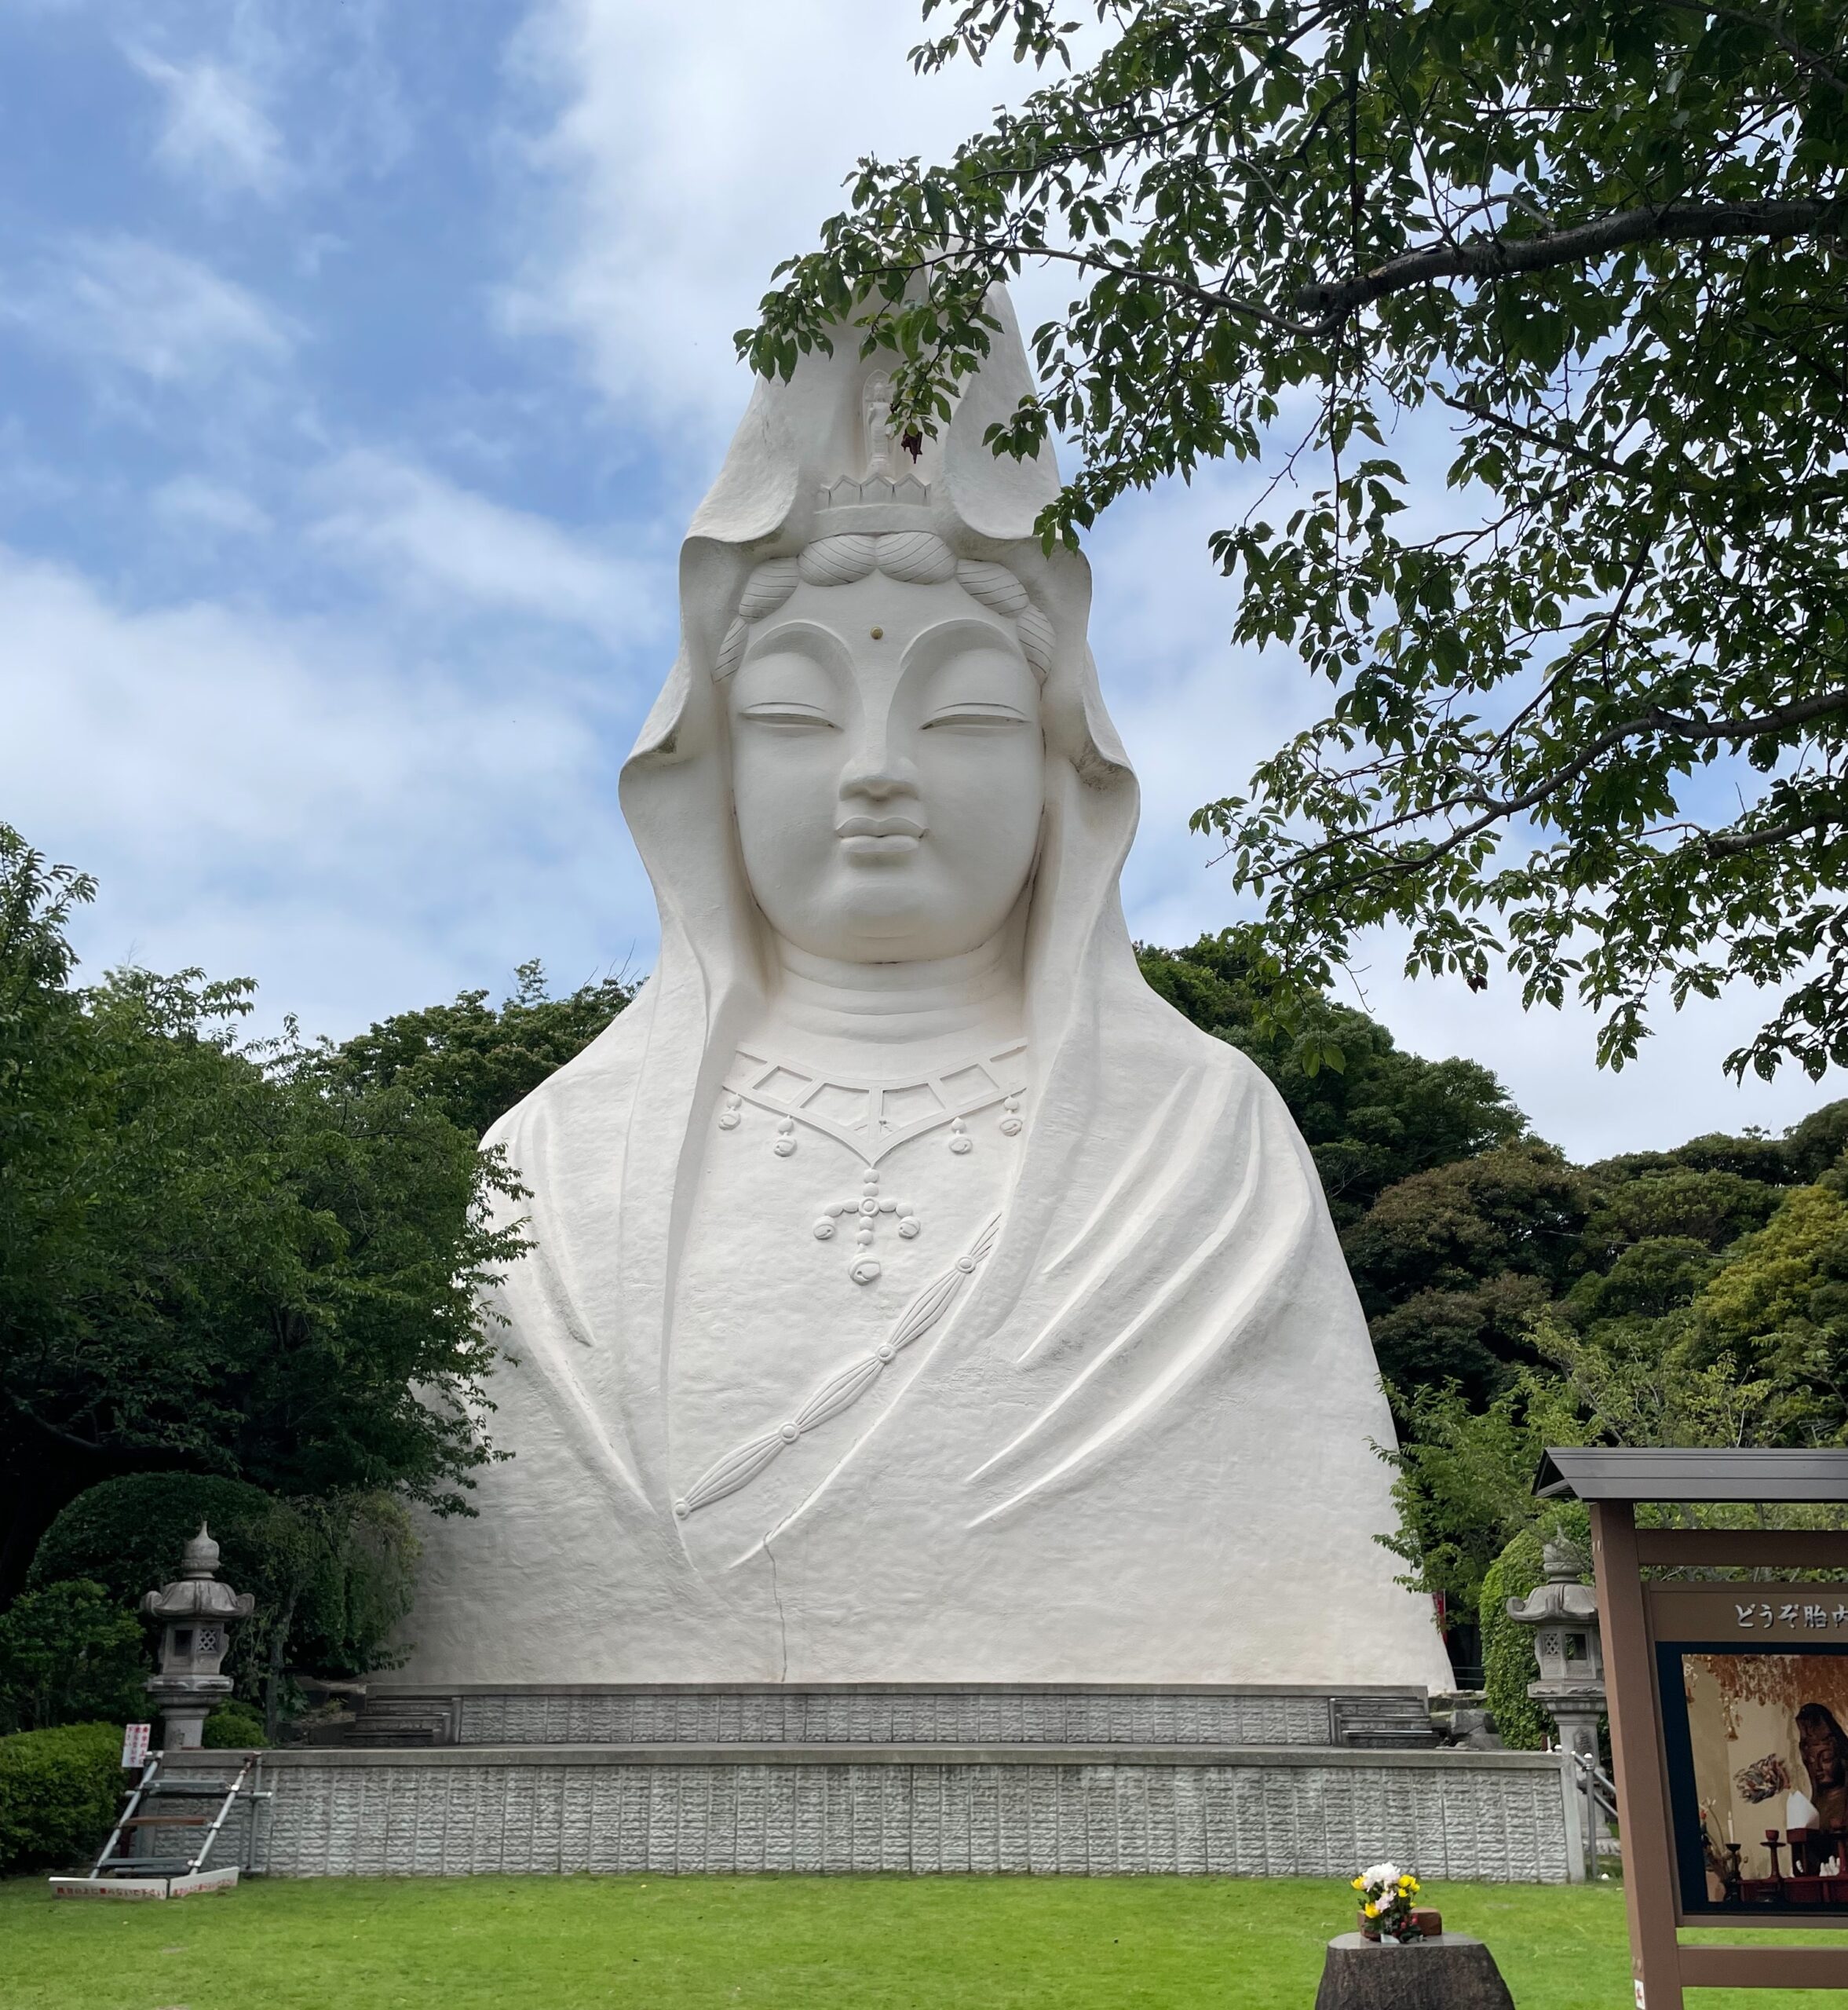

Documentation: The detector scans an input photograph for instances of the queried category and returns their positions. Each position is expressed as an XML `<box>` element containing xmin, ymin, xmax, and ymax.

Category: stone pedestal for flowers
<box><xmin>1314</xmin><ymin>1933</ymin><xmax>1515</xmax><ymax>2009</ymax></box>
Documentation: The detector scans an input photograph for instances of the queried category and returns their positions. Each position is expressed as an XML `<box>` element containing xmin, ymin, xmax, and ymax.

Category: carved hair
<box><xmin>714</xmin><ymin>532</ymin><xmax>1055</xmax><ymax>680</ymax></box>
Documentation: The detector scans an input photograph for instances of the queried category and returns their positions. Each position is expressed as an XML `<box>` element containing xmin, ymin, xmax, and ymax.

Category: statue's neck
<box><xmin>755</xmin><ymin>935</ymin><xmax>1024</xmax><ymax>1077</ymax></box>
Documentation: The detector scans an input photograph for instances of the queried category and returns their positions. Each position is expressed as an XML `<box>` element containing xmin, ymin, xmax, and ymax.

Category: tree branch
<box><xmin>1298</xmin><ymin>200</ymin><xmax>1839</xmax><ymax>326</ymax></box>
<box><xmin>1433</xmin><ymin>389</ymin><xmax>1661</xmax><ymax>487</ymax></box>
<box><xmin>1282</xmin><ymin>686</ymin><xmax>1848</xmax><ymax>883</ymax></box>
<box><xmin>1649</xmin><ymin>0</ymin><xmax>1848</xmax><ymax>96</ymax></box>
<box><xmin>1704</xmin><ymin>805</ymin><xmax>1848</xmax><ymax>856</ymax></box>
<box><xmin>1028</xmin><ymin>243</ymin><xmax>1317</xmax><ymax>338</ymax></box>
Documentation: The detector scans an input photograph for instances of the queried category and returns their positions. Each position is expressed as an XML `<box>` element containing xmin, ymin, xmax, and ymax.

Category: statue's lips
<box><xmin>837</xmin><ymin>814</ymin><xmax>925</xmax><ymax>857</ymax></box>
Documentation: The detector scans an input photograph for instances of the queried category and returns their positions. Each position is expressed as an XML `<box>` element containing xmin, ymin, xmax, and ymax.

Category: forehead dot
<box><xmin>869</xmin><ymin>627</ymin><xmax>883</xmax><ymax>640</ymax></box>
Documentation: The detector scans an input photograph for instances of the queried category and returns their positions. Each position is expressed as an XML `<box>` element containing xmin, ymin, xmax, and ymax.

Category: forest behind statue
<box><xmin>5</xmin><ymin>818</ymin><xmax>1848</xmax><ymax>1738</ymax></box>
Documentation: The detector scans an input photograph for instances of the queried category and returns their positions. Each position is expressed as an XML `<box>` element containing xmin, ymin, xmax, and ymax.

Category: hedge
<box><xmin>0</xmin><ymin>1722</ymin><xmax>126</xmax><ymax>1874</ymax></box>
<box><xmin>29</xmin><ymin>1473</ymin><xmax>287</xmax><ymax>1616</ymax></box>
<box><xmin>1480</xmin><ymin>1529</ymin><xmax>1550</xmax><ymax>1751</ymax></box>
<box><xmin>204</xmin><ymin>1702</ymin><xmax>268</xmax><ymax>1749</ymax></box>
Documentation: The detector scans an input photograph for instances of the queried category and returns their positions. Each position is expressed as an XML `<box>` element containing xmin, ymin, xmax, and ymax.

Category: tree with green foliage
<box><xmin>1575</xmin><ymin>1164</ymin><xmax>1784</xmax><ymax>1270</ymax></box>
<box><xmin>314</xmin><ymin>959</ymin><xmax>634</xmax><ymax>1139</ymax></box>
<box><xmin>0</xmin><ymin>826</ymin><xmax>528</xmax><ymax>1601</ymax></box>
<box><xmin>1382</xmin><ymin>1376</ymin><xmax>1577</xmax><ymax>1621</ymax></box>
<box><xmin>747</xmin><ymin>0</ymin><xmax>1848</xmax><ymax>1082</ymax></box>
<box><xmin>1344</xmin><ymin>1140</ymin><xmax>1591</xmax><ymax>1310</ymax></box>
<box><xmin>1382</xmin><ymin>1134</ymin><xmax>1848</xmax><ymax>1650</ymax></box>
<box><xmin>0</xmin><ymin>1581</ymin><xmax>144</xmax><ymax>1737</ymax></box>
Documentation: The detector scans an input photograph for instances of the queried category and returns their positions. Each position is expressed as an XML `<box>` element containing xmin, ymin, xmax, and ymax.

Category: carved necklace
<box><xmin>715</xmin><ymin>1040</ymin><xmax>1027</xmax><ymax>1284</ymax></box>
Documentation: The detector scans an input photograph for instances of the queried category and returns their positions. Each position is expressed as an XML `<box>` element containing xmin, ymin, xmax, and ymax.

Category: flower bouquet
<box><xmin>1352</xmin><ymin>1862</ymin><xmax>1426</xmax><ymax>1942</ymax></box>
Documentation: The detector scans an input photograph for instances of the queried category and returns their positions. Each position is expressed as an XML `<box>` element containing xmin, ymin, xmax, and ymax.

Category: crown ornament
<box><xmin>814</xmin><ymin>372</ymin><xmax>937</xmax><ymax>534</ymax></box>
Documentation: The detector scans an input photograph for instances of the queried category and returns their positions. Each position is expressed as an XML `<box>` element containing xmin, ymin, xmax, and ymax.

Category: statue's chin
<box><xmin>774</xmin><ymin>908</ymin><xmax>998</xmax><ymax>967</ymax></box>
<box><xmin>751</xmin><ymin>849</ymin><xmax>1035</xmax><ymax>967</ymax></box>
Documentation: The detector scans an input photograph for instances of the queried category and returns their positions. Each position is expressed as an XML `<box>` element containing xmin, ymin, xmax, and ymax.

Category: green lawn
<box><xmin>2</xmin><ymin>1873</ymin><xmax>1842</xmax><ymax>2010</ymax></box>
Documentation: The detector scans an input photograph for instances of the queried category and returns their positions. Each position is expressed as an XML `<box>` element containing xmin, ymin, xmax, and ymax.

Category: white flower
<box><xmin>1360</xmin><ymin>1861</ymin><xmax>1400</xmax><ymax>1888</ymax></box>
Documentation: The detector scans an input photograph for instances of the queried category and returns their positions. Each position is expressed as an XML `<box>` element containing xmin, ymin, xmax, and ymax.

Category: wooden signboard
<box><xmin>1536</xmin><ymin>1449</ymin><xmax>1848</xmax><ymax>2007</ymax></box>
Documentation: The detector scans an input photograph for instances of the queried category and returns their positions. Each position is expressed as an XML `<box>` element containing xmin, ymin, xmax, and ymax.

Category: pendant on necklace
<box><xmin>813</xmin><ymin>1165</ymin><xmax>918</xmax><ymax>1285</ymax></box>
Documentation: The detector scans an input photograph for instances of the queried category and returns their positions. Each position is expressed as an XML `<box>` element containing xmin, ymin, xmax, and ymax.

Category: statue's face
<box><xmin>1801</xmin><ymin>1715</ymin><xmax>1846</xmax><ymax>1789</ymax></box>
<box><xmin>727</xmin><ymin>570</ymin><xmax>1045</xmax><ymax>963</ymax></box>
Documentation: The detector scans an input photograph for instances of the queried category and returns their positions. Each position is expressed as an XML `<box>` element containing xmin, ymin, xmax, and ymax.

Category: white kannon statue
<box><xmin>400</xmin><ymin>295</ymin><xmax>1450</xmax><ymax>1689</ymax></box>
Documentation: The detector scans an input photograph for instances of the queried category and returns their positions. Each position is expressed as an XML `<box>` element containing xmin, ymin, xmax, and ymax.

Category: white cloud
<box><xmin>151</xmin><ymin>473</ymin><xmax>273</xmax><ymax>537</ymax></box>
<box><xmin>305</xmin><ymin>450</ymin><xmax>654</xmax><ymax>642</ymax></box>
<box><xmin>126</xmin><ymin>47</ymin><xmax>288</xmax><ymax>199</ymax></box>
<box><xmin>0</xmin><ymin>234</ymin><xmax>294</xmax><ymax>387</ymax></box>
<box><xmin>499</xmin><ymin>0</ymin><xmax>1056</xmax><ymax>440</ymax></box>
<box><xmin>0</xmin><ymin>543</ymin><xmax>651</xmax><ymax>1034</ymax></box>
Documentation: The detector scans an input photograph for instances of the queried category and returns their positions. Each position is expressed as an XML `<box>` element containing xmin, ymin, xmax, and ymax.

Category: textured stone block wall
<box><xmin>451</xmin><ymin>1688</ymin><xmax>1346</xmax><ymax>1748</ymax></box>
<box><xmin>212</xmin><ymin>1749</ymin><xmax>1578</xmax><ymax>1882</ymax></box>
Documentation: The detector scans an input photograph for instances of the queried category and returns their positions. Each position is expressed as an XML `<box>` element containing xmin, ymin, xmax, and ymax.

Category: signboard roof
<box><xmin>1535</xmin><ymin>1447</ymin><xmax>1848</xmax><ymax>1504</ymax></box>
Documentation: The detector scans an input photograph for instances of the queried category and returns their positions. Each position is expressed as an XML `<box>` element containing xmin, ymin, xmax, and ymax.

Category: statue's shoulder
<box><xmin>481</xmin><ymin>981</ymin><xmax>656</xmax><ymax>1165</ymax></box>
<box><xmin>1126</xmin><ymin>976</ymin><xmax>1282</xmax><ymax>1098</ymax></box>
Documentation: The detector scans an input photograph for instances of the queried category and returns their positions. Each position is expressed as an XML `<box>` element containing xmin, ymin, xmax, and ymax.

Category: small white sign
<box><xmin>1634</xmin><ymin>1981</ymin><xmax>1647</xmax><ymax>2009</ymax></box>
<box><xmin>121</xmin><ymin>1723</ymin><xmax>151</xmax><ymax>1769</ymax></box>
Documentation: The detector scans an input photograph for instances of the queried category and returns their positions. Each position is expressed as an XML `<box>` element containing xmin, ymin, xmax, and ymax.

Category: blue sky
<box><xmin>0</xmin><ymin>0</ymin><xmax>1834</xmax><ymax>1159</ymax></box>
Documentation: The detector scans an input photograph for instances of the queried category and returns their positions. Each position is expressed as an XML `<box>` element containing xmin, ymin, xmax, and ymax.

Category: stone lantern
<box><xmin>1506</xmin><ymin>1534</ymin><xmax>1605</xmax><ymax>1862</ymax></box>
<box><xmin>141</xmin><ymin>1523</ymin><xmax>255</xmax><ymax>1751</ymax></box>
<box><xmin>1505</xmin><ymin>1535</ymin><xmax>1605</xmax><ymax>1752</ymax></box>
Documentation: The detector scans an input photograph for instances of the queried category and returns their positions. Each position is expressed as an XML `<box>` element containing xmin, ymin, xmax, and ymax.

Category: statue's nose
<box><xmin>838</xmin><ymin>722</ymin><xmax>919</xmax><ymax>802</ymax></box>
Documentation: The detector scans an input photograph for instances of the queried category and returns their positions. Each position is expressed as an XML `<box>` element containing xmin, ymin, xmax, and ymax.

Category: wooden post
<box><xmin>1591</xmin><ymin>1499</ymin><xmax>1682</xmax><ymax>2010</ymax></box>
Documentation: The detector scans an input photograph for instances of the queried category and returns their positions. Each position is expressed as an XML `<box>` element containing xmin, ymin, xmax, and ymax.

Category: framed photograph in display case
<box><xmin>1653</xmin><ymin>1585</ymin><xmax>1848</xmax><ymax>1921</ymax></box>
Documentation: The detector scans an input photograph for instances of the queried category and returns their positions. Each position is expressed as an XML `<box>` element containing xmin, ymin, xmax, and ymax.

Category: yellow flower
<box><xmin>1364</xmin><ymin>1902</ymin><xmax>1379</xmax><ymax>1918</ymax></box>
<box><xmin>1351</xmin><ymin>1877</ymin><xmax>1365</xmax><ymax>1889</ymax></box>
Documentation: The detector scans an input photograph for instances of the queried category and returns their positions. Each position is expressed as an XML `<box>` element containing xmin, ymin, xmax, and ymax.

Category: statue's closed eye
<box><xmin>924</xmin><ymin>704</ymin><xmax>1031</xmax><ymax>730</ymax></box>
<box><xmin>740</xmin><ymin>702</ymin><xmax>838</xmax><ymax>728</ymax></box>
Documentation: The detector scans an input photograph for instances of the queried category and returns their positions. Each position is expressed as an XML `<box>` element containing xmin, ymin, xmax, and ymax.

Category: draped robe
<box><xmin>397</xmin><ymin>295</ymin><xmax>1452</xmax><ymax>1691</ymax></box>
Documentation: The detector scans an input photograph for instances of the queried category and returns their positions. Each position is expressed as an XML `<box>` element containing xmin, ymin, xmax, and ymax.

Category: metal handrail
<box><xmin>1570</xmin><ymin>1746</ymin><xmax>1619</xmax><ymax>1825</ymax></box>
<box><xmin>90</xmin><ymin>1755</ymin><xmax>160</xmax><ymax>1877</ymax></box>
<box><xmin>191</xmin><ymin>1757</ymin><xmax>254</xmax><ymax>1874</ymax></box>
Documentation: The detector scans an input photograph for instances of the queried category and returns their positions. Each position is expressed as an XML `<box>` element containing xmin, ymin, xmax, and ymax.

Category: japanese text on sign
<box><xmin>1735</xmin><ymin>1602</ymin><xmax>1848</xmax><ymax>1631</ymax></box>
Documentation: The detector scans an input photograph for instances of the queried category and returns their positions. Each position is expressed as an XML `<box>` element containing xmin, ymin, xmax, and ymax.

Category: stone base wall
<box><xmin>173</xmin><ymin>1745</ymin><xmax>1582</xmax><ymax>1883</ymax></box>
<box><xmin>356</xmin><ymin>1683</ymin><xmax>1436</xmax><ymax>1749</ymax></box>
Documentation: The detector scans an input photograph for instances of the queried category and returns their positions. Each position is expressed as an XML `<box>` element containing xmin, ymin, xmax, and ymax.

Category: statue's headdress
<box><xmin>813</xmin><ymin>371</ymin><xmax>935</xmax><ymax>535</ymax></box>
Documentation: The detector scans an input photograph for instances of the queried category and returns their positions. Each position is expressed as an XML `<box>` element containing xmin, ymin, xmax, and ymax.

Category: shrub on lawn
<box><xmin>203</xmin><ymin>1702</ymin><xmax>268</xmax><ymax>1749</ymax></box>
<box><xmin>0</xmin><ymin>1722</ymin><xmax>126</xmax><ymax>1873</ymax></box>
<box><xmin>0</xmin><ymin>1579</ymin><xmax>146</xmax><ymax>1735</ymax></box>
